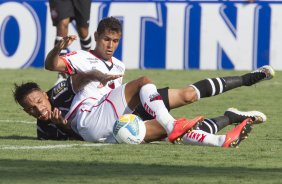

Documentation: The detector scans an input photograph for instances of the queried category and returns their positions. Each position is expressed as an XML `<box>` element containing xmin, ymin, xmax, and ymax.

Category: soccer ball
<box><xmin>113</xmin><ymin>114</ymin><xmax>146</xmax><ymax>144</ymax></box>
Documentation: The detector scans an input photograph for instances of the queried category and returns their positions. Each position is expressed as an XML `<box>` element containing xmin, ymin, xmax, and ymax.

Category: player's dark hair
<box><xmin>97</xmin><ymin>16</ymin><xmax>122</xmax><ymax>35</ymax></box>
<box><xmin>13</xmin><ymin>82</ymin><xmax>41</xmax><ymax>104</ymax></box>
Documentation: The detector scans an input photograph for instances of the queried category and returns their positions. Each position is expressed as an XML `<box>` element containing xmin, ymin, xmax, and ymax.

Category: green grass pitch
<box><xmin>0</xmin><ymin>69</ymin><xmax>281</xmax><ymax>184</ymax></box>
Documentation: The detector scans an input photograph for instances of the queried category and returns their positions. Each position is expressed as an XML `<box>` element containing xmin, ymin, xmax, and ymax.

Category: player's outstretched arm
<box><xmin>45</xmin><ymin>35</ymin><xmax>77</xmax><ymax>72</ymax></box>
<box><xmin>71</xmin><ymin>70</ymin><xmax>123</xmax><ymax>93</ymax></box>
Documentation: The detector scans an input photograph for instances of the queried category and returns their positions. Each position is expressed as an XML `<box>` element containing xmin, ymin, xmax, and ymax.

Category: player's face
<box><xmin>94</xmin><ymin>29</ymin><xmax>122</xmax><ymax>60</ymax></box>
<box><xmin>21</xmin><ymin>90</ymin><xmax>52</xmax><ymax>121</ymax></box>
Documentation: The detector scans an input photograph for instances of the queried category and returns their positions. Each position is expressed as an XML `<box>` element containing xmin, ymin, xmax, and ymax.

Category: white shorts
<box><xmin>68</xmin><ymin>84</ymin><xmax>133</xmax><ymax>143</ymax></box>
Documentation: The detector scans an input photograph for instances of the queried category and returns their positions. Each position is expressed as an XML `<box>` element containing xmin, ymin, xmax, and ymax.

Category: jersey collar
<box><xmin>90</xmin><ymin>50</ymin><xmax>113</xmax><ymax>63</ymax></box>
<box><xmin>89</xmin><ymin>50</ymin><xmax>113</xmax><ymax>70</ymax></box>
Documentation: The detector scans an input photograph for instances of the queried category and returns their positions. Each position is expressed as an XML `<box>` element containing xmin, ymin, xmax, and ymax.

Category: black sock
<box><xmin>191</xmin><ymin>76</ymin><xmax>243</xmax><ymax>99</ymax></box>
<box><xmin>241</xmin><ymin>72</ymin><xmax>266</xmax><ymax>86</ymax></box>
<box><xmin>198</xmin><ymin>116</ymin><xmax>230</xmax><ymax>134</ymax></box>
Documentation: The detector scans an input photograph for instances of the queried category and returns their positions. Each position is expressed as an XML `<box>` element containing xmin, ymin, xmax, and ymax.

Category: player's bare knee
<box><xmin>182</xmin><ymin>87</ymin><xmax>198</xmax><ymax>104</ymax></box>
<box><xmin>137</xmin><ymin>76</ymin><xmax>152</xmax><ymax>87</ymax></box>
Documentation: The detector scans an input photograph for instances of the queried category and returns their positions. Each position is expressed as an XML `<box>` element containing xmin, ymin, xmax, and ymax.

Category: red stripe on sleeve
<box><xmin>60</xmin><ymin>56</ymin><xmax>74</xmax><ymax>75</ymax></box>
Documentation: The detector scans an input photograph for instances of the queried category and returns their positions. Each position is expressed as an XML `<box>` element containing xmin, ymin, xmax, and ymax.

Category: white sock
<box><xmin>56</xmin><ymin>36</ymin><xmax>63</xmax><ymax>41</ymax></box>
<box><xmin>80</xmin><ymin>34</ymin><xmax>91</xmax><ymax>41</ymax></box>
<box><xmin>182</xmin><ymin>130</ymin><xmax>226</xmax><ymax>147</ymax></box>
<box><xmin>139</xmin><ymin>84</ymin><xmax>175</xmax><ymax>133</ymax></box>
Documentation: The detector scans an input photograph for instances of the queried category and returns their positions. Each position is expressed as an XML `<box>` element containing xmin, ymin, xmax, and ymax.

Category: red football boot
<box><xmin>168</xmin><ymin>116</ymin><xmax>204</xmax><ymax>143</ymax></box>
<box><xmin>222</xmin><ymin>118</ymin><xmax>254</xmax><ymax>148</ymax></box>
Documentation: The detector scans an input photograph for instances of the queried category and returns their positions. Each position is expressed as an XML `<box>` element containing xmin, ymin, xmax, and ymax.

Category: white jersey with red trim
<box><xmin>60</xmin><ymin>50</ymin><xmax>125</xmax><ymax>100</ymax></box>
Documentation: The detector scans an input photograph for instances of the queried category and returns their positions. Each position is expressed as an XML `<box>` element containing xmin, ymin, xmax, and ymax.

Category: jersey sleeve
<box><xmin>59</xmin><ymin>50</ymin><xmax>94</xmax><ymax>75</ymax></box>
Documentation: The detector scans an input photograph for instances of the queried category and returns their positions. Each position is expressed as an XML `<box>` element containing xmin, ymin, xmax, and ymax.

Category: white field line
<box><xmin>0</xmin><ymin>119</ymin><xmax>35</xmax><ymax>124</ymax></box>
<box><xmin>0</xmin><ymin>143</ymin><xmax>111</xmax><ymax>150</ymax></box>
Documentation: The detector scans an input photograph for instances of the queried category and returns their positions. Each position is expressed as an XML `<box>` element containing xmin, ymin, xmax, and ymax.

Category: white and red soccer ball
<box><xmin>113</xmin><ymin>114</ymin><xmax>146</xmax><ymax>144</ymax></box>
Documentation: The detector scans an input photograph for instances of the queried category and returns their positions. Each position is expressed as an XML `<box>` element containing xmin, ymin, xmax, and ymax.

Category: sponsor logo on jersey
<box><xmin>89</xmin><ymin>59</ymin><xmax>99</xmax><ymax>64</ymax></box>
<box><xmin>108</xmin><ymin>81</ymin><xmax>115</xmax><ymax>89</ymax></box>
<box><xmin>86</xmin><ymin>58</ymin><xmax>96</xmax><ymax>61</ymax></box>
<box><xmin>52</xmin><ymin>81</ymin><xmax>68</xmax><ymax>99</ymax></box>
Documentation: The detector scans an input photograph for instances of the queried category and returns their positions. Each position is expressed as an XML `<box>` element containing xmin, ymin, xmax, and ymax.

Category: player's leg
<box><xmin>73</xmin><ymin>0</ymin><xmax>91</xmax><ymax>51</ymax></box>
<box><xmin>77</xmin><ymin>26</ymin><xmax>91</xmax><ymax>51</ymax></box>
<box><xmin>181</xmin><ymin>118</ymin><xmax>254</xmax><ymax>148</ymax></box>
<box><xmin>77</xmin><ymin>79</ymin><xmax>166</xmax><ymax>143</ymax></box>
<box><xmin>143</xmin><ymin>120</ymin><xmax>167</xmax><ymax>142</ymax></box>
<box><xmin>142</xmin><ymin>116</ymin><xmax>228</xmax><ymax>143</ymax></box>
<box><xmin>167</xmin><ymin>87</ymin><xmax>197</xmax><ymax>108</ymax></box>
<box><xmin>124</xmin><ymin>76</ymin><xmax>204</xmax><ymax>142</ymax></box>
<box><xmin>79</xmin><ymin>77</ymin><xmax>167</xmax><ymax>143</ymax></box>
<box><xmin>133</xmin><ymin>87</ymin><xmax>171</xmax><ymax>120</ymax></box>
<box><xmin>190</xmin><ymin>65</ymin><xmax>275</xmax><ymax>100</ymax></box>
<box><xmin>124</xmin><ymin>76</ymin><xmax>177</xmax><ymax>132</ymax></box>
<box><xmin>56</xmin><ymin>18</ymin><xmax>71</xmax><ymax>44</ymax></box>
<box><xmin>49</xmin><ymin>0</ymin><xmax>74</xmax><ymax>54</ymax></box>
<box><xmin>133</xmin><ymin>86</ymin><xmax>262</xmax><ymax>135</ymax></box>
<box><xmin>134</xmin><ymin>87</ymin><xmax>221</xmax><ymax>135</ymax></box>
<box><xmin>197</xmin><ymin>107</ymin><xmax>266</xmax><ymax>134</ymax></box>
<box><xmin>134</xmin><ymin>87</ymin><xmax>228</xmax><ymax>135</ymax></box>
<box><xmin>143</xmin><ymin>108</ymin><xmax>266</xmax><ymax>143</ymax></box>
<box><xmin>180</xmin><ymin>108</ymin><xmax>266</xmax><ymax>147</ymax></box>
<box><xmin>167</xmin><ymin>66</ymin><xmax>275</xmax><ymax>108</ymax></box>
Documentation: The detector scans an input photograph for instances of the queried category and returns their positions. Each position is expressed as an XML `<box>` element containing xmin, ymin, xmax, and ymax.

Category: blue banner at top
<box><xmin>1</xmin><ymin>0</ymin><xmax>282</xmax><ymax>70</ymax></box>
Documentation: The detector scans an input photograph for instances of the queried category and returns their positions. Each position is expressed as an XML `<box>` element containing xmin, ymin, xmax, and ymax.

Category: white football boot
<box><xmin>224</xmin><ymin>108</ymin><xmax>267</xmax><ymax>124</ymax></box>
<box><xmin>252</xmin><ymin>65</ymin><xmax>275</xmax><ymax>81</ymax></box>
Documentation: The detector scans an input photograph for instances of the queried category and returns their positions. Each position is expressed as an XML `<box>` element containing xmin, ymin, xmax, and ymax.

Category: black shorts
<box><xmin>133</xmin><ymin>87</ymin><xmax>170</xmax><ymax>121</ymax></box>
<box><xmin>49</xmin><ymin>0</ymin><xmax>91</xmax><ymax>27</ymax></box>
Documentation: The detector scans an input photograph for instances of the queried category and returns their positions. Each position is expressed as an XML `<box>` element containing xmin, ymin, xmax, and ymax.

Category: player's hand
<box><xmin>50</xmin><ymin>107</ymin><xmax>68</xmax><ymax>125</ymax></box>
<box><xmin>97</xmin><ymin>74</ymin><xmax>123</xmax><ymax>88</ymax></box>
<box><xmin>56</xmin><ymin>35</ymin><xmax>77</xmax><ymax>50</ymax></box>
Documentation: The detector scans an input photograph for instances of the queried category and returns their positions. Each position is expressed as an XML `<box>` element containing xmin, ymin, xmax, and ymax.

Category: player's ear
<box><xmin>94</xmin><ymin>32</ymin><xmax>98</xmax><ymax>41</ymax></box>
